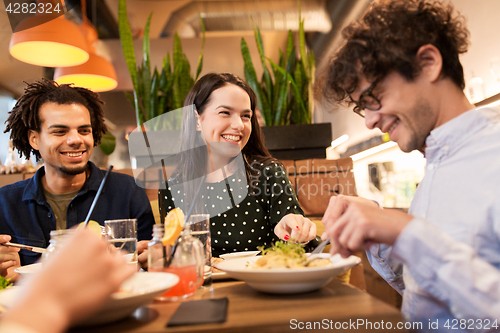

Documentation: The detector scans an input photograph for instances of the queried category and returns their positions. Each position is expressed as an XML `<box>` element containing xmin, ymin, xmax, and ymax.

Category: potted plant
<box><xmin>118</xmin><ymin>0</ymin><xmax>205</xmax><ymax>130</ymax></box>
<box><xmin>118</xmin><ymin>0</ymin><xmax>205</xmax><ymax>168</ymax></box>
<box><xmin>240</xmin><ymin>6</ymin><xmax>331</xmax><ymax>160</ymax></box>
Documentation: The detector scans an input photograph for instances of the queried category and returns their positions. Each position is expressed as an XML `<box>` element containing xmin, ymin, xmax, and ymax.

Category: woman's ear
<box><xmin>28</xmin><ymin>129</ymin><xmax>39</xmax><ymax>150</ymax></box>
<box><xmin>195</xmin><ymin>112</ymin><xmax>202</xmax><ymax>131</ymax></box>
<box><xmin>416</xmin><ymin>44</ymin><xmax>443</xmax><ymax>83</ymax></box>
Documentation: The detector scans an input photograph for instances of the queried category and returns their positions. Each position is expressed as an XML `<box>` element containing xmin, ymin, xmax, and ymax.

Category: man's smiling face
<box><xmin>350</xmin><ymin>71</ymin><xmax>438</xmax><ymax>153</ymax></box>
<box><xmin>29</xmin><ymin>102</ymin><xmax>93</xmax><ymax>176</ymax></box>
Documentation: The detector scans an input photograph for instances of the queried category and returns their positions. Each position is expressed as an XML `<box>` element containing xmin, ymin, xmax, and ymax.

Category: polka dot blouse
<box><xmin>159</xmin><ymin>161</ymin><xmax>304</xmax><ymax>257</ymax></box>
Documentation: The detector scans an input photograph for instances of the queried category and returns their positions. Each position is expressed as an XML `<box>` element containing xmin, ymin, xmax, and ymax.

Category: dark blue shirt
<box><xmin>0</xmin><ymin>162</ymin><xmax>155</xmax><ymax>265</ymax></box>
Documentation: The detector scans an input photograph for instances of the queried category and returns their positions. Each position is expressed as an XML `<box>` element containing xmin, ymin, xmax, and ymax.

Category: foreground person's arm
<box><xmin>0</xmin><ymin>229</ymin><xmax>136</xmax><ymax>333</ymax></box>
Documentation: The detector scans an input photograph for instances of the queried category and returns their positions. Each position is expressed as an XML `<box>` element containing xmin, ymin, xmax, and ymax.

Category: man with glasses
<box><xmin>320</xmin><ymin>0</ymin><xmax>500</xmax><ymax>330</ymax></box>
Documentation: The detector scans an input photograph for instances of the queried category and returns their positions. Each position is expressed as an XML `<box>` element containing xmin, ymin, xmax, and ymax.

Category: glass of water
<box><xmin>104</xmin><ymin>219</ymin><xmax>137</xmax><ymax>264</ymax></box>
<box><xmin>187</xmin><ymin>214</ymin><xmax>212</xmax><ymax>289</ymax></box>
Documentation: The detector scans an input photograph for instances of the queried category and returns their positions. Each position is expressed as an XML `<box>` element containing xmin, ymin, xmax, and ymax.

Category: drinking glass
<box><xmin>187</xmin><ymin>214</ymin><xmax>212</xmax><ymax>289</ymax></box>
<box><xmin>104</xmin><ymin>219</ymin><xmax>137</xmax><ymax>263</ymax></box>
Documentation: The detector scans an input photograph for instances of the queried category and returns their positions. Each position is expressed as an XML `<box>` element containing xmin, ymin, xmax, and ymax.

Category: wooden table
<box><xmin>70</xmin><ymin>278</ymin><xmax>407</xmax><ymax>333</ymax></box>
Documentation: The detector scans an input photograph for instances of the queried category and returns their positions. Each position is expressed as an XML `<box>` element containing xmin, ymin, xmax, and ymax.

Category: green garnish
<box><xmin>258</xmin><ymin>240</ymin><xmax>306</xmax><ymax>259</ymax></box>
<box><xmin>0</xmin><ymin>276</ymin><xmax>12</xmax><ymax>290</ymax></box>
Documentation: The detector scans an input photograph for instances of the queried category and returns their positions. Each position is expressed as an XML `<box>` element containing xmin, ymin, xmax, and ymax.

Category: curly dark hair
<box><xmin>4</xmin><ymin>79</ymin><xmax>107</xmax><ymax>161</ymax></box>
<box><xmin>318</xmin><ymin>0</ymin><xmax>470</xmax><ymax>105</ymax></box>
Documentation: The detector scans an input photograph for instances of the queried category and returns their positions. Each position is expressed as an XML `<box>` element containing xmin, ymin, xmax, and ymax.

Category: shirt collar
<box><xmin>424</xmin><ymin>107</ymin><xmax>500</xmax><ymax>161</ymax></box>
<box><xmin>23</xmin><ymin>165</ymin><xmax>47</xmax><ymax>203</ymax></box>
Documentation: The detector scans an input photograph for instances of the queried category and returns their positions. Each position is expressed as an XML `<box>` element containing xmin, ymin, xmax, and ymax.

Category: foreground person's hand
<box><xmin>1</xmin><ymin>228</ymin><xmax>136</xmax><ymax>333</ymax></box>
<box><xmin>0</xmin><ymin>235</ymin><xmax>20</xmax><ymax>280</ymax></box>
<box><xmin>137</xmin><ymin>240</ymin><xmax>149</xmax><ymax>271</ymax></box>
<box><xmin>275</xmin><ymin>214</ymin><xmax>317</xmax><ymax>244</ymax></box>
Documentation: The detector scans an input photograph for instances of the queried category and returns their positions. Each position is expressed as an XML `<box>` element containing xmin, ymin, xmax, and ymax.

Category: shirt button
<box><xmin>47</xmin><ymin>213</ymin><xmax>52</xmax><ymax>218</ymax></box>
<box><xmin>443</xmin><ymin>145</ymin><xmax>450</xmax><ymax>151</ymax></box>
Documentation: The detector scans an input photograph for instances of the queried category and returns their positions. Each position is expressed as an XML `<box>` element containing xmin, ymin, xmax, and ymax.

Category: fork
<box><xmin>306</xmin><ymin>239</ymin><xmax>331</xmax><ymax>264</ymax></box>
<box><xmin>311</xmin><ymin>239</ymin><xmax>330</xmax><ymax>254</ymax></box>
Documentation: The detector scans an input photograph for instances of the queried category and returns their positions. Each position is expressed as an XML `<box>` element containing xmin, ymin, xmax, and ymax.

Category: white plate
<box><xmin>212</xmin><ymin>271</ymin><xmax>228</xmax><ymax>280</ymax></box>
<box><xmin>15</xmin><ymin>253</ymin><xmax>136</xmax><ymax>276</ymax></box>
<box><xmin>14</xmin><ymin>262</ymin><xmax>41</xmax><ymax>276</ymax></box>
<box><xmin>219</xmin><ymin>251</ymin><xmax>261</xmax><ymax>260</ymax></box>
<box><xmin>214</xmin><ymin>253</ymin><xmax>361</xmax><ymax>294</ymax></box>
<box><xmin>0</xmin><ymin>272</ymin><xmax>179</xmax><ymax>326</ymax></box>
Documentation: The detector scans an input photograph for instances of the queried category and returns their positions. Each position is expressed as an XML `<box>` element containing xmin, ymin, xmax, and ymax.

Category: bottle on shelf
<box><xmin>19</xmin><ymin>156</ymin><xmax>38</xmax><ymax>173</ymax></box>
<box><xmin>3</xmin><ymin>140</ymin><xmax>22</xmax><ymax>174</ymax></box>
<box><xmin>468</xmin><ymin>71</ymin><xmax>485</xmax><ymax>104</ymax></box>
<box><xmin>0</xmin><ymin>145</ymin><xmax>5</xmax><ymax>175</ymax></box>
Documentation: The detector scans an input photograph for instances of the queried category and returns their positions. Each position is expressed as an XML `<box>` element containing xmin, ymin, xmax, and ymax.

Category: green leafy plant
<box><xmin>118</xmin><ymin>0</ymin><xmax>205</xmax><ymax>130</ymax></box>
<box><xmin>98</xmin><ymin>131</ymin><xmax>116</xmax><ymax>155</ymax></box>
<box><xmin>241</xmin><ymin>6</ymin><xmax>315</xmax><ymax>126</ymax></box>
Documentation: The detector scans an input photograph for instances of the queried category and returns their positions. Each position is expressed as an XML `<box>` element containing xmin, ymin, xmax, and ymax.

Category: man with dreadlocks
<box><xmin>0</xmin><ymin>79</ymin><xmax>154</xmax><ymax>276</ymax></box>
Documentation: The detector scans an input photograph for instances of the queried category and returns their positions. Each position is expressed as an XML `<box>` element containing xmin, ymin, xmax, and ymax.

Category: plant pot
<box><xmin>261</xmin><ymin>123</ymin><xmax>332</xmax><ymax>160</ymax></box>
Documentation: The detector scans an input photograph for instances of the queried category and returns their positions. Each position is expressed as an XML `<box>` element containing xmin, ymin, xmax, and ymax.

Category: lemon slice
<box><xmin>162</xmin><ymin>208</ymin><xmax>184</xmax><ymax>246</ymax></box>
<box><xmin>78</xmin><ymin>220</ymin><xmax>103</xmax><ymax>236</ymax></box>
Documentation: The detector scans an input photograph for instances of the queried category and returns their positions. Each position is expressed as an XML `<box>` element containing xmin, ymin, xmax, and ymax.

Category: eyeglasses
<box><xmin>351</xmin><ymin>78</ymin><xmax>382</xmax><ymax>118</ymax></box>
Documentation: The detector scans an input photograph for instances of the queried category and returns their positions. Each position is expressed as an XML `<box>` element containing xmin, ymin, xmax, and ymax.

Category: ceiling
<box><xmin>0</xmin><ymin>0</ymin><xmax>371</xmax><ymax>98</ymax></box>
<box><xmin>2</xmin><ymin>0</ymin><xmax>498</xmax><ymax>139</ymax></box>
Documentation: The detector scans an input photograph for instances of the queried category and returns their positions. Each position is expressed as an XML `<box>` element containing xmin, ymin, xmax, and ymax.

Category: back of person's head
<box><xmin>320</xmin><ymin>0</ymin><xmax>469</xmax><ymax>105</ymax></box>
<box><xmin>5</xmin><ymin>79</ymin><xmax>107</xmax><ymax>161</ymax></box>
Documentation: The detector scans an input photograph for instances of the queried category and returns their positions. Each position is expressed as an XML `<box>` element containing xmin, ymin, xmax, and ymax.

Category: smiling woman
<box><xmin>159</xmin><ymin>73</ymin><xmax>318</xmax><ymax>258</ymax></box>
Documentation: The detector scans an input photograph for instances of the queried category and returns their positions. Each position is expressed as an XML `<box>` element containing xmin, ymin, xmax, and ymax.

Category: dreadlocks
<box><xmin>4</xmin><ymin>79</ymin><xmax>107</xmax><ymax>161</ymax></box>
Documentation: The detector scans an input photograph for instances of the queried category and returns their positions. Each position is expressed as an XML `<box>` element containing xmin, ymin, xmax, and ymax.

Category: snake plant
<box><xmin>241</xmin><ymin>5</ymin><xmax>315</xmax><ymax>126</ymax></box>
<box><xmin>118</xmin><ymin>0</ymin><xmax>205</xmax><ymax>130</ymax></box>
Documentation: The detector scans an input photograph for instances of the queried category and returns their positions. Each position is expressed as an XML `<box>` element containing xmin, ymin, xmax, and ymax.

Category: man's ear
<box><xmin>416</xmin><ymin>44</ymin><xmax>443</xmax><ymax>83</ymax></box>
<box><xmin>28</xmin><ymin>129</ymin><xmax>39</xmax><ymax>150</ymax></box>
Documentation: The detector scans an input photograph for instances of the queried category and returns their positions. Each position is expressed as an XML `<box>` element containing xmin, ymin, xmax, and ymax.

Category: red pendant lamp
<box><xmin>9</xmin><ymin>10</ymin><xmax>89</xmax><ymax>67</ymax></box>
<box><xmin>53</xmin><ymin>0</ymin><xmax>117</xmax><ymax>92</ymax></box>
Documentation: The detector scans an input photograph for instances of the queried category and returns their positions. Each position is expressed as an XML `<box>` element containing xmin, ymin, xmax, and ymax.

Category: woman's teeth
<box><xmin>222</xmin><ymin>135</ymin><xmax>240</xmax><ymax>142</ymax></box>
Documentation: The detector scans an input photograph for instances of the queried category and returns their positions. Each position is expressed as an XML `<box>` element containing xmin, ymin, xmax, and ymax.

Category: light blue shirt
<box><xmin>368</xmin><ymin>107</ymin><xmax>500</xmax><ymax>332</ymax></box>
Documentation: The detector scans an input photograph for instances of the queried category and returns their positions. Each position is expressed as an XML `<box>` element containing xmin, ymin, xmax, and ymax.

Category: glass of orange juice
<box><xmin>148</xmin><ymin>224</ymin><xmax>204</xmax><ymax>301</ymax></box>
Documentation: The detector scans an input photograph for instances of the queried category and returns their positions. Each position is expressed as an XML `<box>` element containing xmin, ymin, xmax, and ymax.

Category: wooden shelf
<box><xmin>475</xmin><ymin>92</ymin><xmax>500</xmax><ymax>107</ymax></box>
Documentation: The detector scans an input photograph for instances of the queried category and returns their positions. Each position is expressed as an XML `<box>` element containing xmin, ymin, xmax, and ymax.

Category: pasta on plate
<box><xmin>251</xmin><ymin>241</ymin><xmax>330</xmax><ymax>269</ymax></box>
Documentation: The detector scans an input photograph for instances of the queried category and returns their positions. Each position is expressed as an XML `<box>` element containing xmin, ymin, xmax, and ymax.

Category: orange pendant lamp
<box><xmin>54</xmin><ymin>0</ymin><xmax>117</xmax><ymax>92</ymax></box>
<box><xmin>9</xmin><ymin>12</ymin><xmax>89</xmax><ymax>67</ymax></box>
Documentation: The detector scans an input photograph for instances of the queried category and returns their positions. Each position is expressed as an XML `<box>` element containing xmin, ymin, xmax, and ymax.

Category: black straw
<box><xmin>83</xmin><ymin>165</ymin><xmax>113</xmax><ymax>227</ymax></box>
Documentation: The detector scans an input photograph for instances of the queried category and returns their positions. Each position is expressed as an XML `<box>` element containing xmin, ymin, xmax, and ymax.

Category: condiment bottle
<box><xmin>41</xmin><ymin>229</ymin><xmax>75</xmax><ymax>262</ymax></box>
